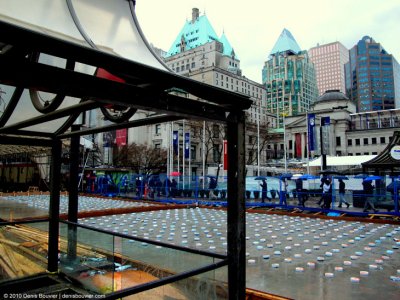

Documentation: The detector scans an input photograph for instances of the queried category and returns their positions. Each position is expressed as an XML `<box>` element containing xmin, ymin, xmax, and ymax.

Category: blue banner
<box><xmin>173</xmin><ymin>131</ymin><xmax>178</xmax><ymax>155</ymax></box>
<box><xmin>184</xmin><ymin>132</ymin><xmax>190</xmax><ymax>159</ymax></box>
<box><xmin>321</xmin><ymin>116</ymin><xmax>330</xmax><ymax>126</ymax></box>
<box><xmin>307</xmin><ymin>113</ymin><xmax>316</xmax><ymax>151</ymax></box>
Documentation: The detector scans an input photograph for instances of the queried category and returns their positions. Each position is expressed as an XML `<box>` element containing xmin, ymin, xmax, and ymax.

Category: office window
<box><xmin>355</xmin><ymin>139</ymin><xmax>360</xmax><ymax>146</ymax></box>
<box><xmin>347</xmin><ymin>139</ymin><xmax>352</xmax><ymax>146</ymax></box>
<box><xmin>371</xmin><ymin>137</ymin><xmax>377</xmax><ymax>144</ymax></box>
<box><xmin>336</xmin><ymin>136</ymin><xmax>341</xmax><ymax>146</ymax></box>
<box><xmin>213</xmin><ymin>124</ymin><xmax>220</xmax><ymax>138</ymax></box>
<box><xmin>380</xmin><ymin>137</ymin><xmax>386</xmax><ymax>143</ymax></box>
<box><xmin>213</xmin><ymin>144</ymin><xmax>220</xmax><ymax>162</ymax></box>
<box><xmin>363</xmin><ymin>138</ymin><xmax>368</xmax><ymax>145</ymax></box>
<box><xmin>191</xmin><ymin>145</ymin><xmax>196</xmax><ymax>160</ymax></box>
<box><xmin>155</xmin><ymin>124</ymin><xmax>161</xmax><ymax>135</ymax></box>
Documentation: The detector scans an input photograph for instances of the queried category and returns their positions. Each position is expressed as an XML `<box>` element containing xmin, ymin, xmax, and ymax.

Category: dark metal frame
<box><xmin>0</xmin><ymin>16</ymin><xmax>251</xmax><ymax>300</ymax></box>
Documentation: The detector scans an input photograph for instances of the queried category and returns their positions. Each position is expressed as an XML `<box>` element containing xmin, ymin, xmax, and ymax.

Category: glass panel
<box><xmin>131</xmin><ymin>267</ymin><xmax>228</xmax><ymax>299</ymax></box>
<box><xmin>0</xmin><ymin>194</ymin><xmax>49</xmax><ymax>220</ymax></box>
<box><xmin>3</xmin><ymin>88</ymin><xmax>75</xmax><ymax>132</ymax></box>
<box><xmin>58</xmin><ymin>221</ymin><xmax>225</xmax><ymax>298</ymax></box>
<box><xmin>0</xmin><ymin>84</ymin><xmax>16</xmax><ymax>122</ymax></box>
<box><xmin>0</xmin><ymin>221</ymin><xmax>49</xmax><ymax>281</ymax></box>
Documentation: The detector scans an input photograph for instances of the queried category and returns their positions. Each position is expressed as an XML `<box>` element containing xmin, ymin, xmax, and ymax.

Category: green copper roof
<box><xmin>167</xmin><ymin>14</ymin><xmax>219</xmax><ymax>56</ymax></box>
<box><xmin>220</xmin><ymin>32</ymin><xmax>238</xmax><ymax>59</ymax></box>
<box><xmin>270</xmin><ymin>28</ymin><xmax>301</xmax><ymax>56</ymax></box>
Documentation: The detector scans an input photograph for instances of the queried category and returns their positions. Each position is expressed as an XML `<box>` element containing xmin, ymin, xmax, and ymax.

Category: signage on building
<box><xmin>390</xmin><ymin>145</ymin><xmax>400</xmax><ymax>160</ymax></box>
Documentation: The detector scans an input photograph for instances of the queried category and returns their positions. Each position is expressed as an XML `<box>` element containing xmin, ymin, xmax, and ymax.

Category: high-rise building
<box><xmin>144</xmin><ymin>8</ymin><xmax>281</xmax><ymax>175</ymax></box>
<box><xmin>262</xmin><ymin>29</ymin><xmax>318</xmax><ymax>127</ymax></box>
<box><xmin>163</xmin><ymin>8</ymin><xmax>272</xmax><ymax>126</ymax></box>
<box><xmin>309</xmin><ymin>42</ymin><xmax>349</xmax><ymax>96</ymax></box>
<box><xmin>345</xmin><ymin>35</ymin><xmax>400</xmax><ymax>112</ymax></box>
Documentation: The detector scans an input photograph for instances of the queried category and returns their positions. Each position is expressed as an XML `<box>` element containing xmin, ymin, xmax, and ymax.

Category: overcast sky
<box><xmin>136</xmin><ymin>0</ymin><xmax>400</xmax><ymax>83</ymax></box>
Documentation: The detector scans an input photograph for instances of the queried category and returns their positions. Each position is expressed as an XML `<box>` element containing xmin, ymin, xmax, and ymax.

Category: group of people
<box><xmin>317</xmin><ymin>177</ymin><xmax>350</xmax><ymax>209</ymax></box>
<box><xmin>135</xmin><ymin>177</ymin><xmax>178</xmax><ymax>199</ymax></box>
<box><xmin>134</xmin><ymin>174</ymin><xmax>381</xmax><ymax>213</ymax></box>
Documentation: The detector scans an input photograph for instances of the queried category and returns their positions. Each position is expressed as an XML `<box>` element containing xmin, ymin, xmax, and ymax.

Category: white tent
<box><xmin>305</xmin><ymin>155</ymin><xmax>376</xmax><ymax>167</ymax></box>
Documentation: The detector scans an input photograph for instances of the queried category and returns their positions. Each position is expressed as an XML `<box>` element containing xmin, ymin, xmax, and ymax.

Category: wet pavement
<box><xmin>79</xmin><ymin>208</ymin><xmax>400</xmax><ymax>300</ymax></box>
<box><xmin>1</xmin><ymin>195</ymin><xmax>399</xmax><ymax>299</ymax></box>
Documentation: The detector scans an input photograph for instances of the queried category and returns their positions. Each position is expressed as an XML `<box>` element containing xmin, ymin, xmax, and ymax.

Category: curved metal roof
<box><xmin>362</xmin><ymin>131</ymin><xmax>400</xmax><ymax>172</ymax></box>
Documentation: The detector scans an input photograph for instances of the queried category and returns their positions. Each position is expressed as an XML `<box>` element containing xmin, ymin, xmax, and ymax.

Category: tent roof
<box><xmin>305</xmin><ymin>155</ymin><xmax>377</xmax><ymax>167</ymax></box>
<box><xmin>362</xmin><ymin>131</ymin><xmax>400</xmax><ymax>170</ymax></box>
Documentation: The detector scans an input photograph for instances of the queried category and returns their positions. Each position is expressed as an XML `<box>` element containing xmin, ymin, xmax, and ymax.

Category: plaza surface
<box><xmin>79</xmin><ymin>208</ymin><xmax>400</xmax><ymax>300</ymax></box>
<box><xmin>1</xmin><ymin>195</ymin><xmax>399</xmax><ymax>299</ymax></box>
<box><xmin>0</xmin><ymin>195</ymin><xmax>157</xmax><ymax>219</ymax></box>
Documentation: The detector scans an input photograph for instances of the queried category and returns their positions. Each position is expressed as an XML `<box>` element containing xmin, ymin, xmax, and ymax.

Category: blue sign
<box><xmin>173</xmin><ymin>131</ymin><xmax>178</xmax><ymax>155</ymax></box>
<box><xmin>321</xmin><ymin>116</ymin><xmax>330</xmax><ymax>126</ymax></box>
<box><xmin>307</xmin><ymin>113</ymin><xmax>316</xmax><ymax>151</ymax></box>
<box><xmin>184</xmin><ymin>132</ymin><xmax>190</xmax><ymax>159</ymax></box>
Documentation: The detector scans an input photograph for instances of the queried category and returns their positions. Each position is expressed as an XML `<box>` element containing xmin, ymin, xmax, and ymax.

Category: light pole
<box><xmin>257</xmin><ymin>98</ymin><xmax>260</xmax><ymax>176</ymax></box>
<box><xmin>282</xmin><ymin>112</ymin><xmax>288</xmax><ymax>173</ymax></box>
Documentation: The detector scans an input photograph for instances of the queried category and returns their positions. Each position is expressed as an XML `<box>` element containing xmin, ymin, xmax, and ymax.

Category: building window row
<box><xmin>347</xmin><ymin>136</ymin><xmax>386</xmax><ymax>146</ymax></box>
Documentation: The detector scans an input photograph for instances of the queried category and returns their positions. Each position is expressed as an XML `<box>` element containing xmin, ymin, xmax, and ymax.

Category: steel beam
<box><xmin>227</xmin><ymin>111</ymin><xmax>246</xmax><ymax>299</ymax></box>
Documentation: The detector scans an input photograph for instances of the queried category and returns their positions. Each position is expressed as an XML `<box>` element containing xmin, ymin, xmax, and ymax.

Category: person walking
<box><xmin>317</xmin><ymin>175</ymin><xmax>328</xmax><ymax>206</ymax></box>
<box><xmin>208</xmin><ymin>177</ymin><xmax>218</xmax><ymax>200</ymax></box>
<box><xmin>338</xmin><ymin>179</ymin><xmax>350</xmax><ymax>208</ymax></box>
<box><xmin>362</xmin><ymin>180</ymin><xmax>378</xmax><ymax>213</ymax></box>
<box><xmin>295</xmin><ymin>178</ymin><xmax>306</xmax><ymax>206</ymax></box>
<box><xmin>260</xmin><ymin>179</ymin><xmax>268</xmax><ymax>203</ymax></box>
<box><xmin>170</xmin><ymin>179</ymin><xmax>177</xmax><ymax>198</ymax></box>
<box><xmin>135</xmin><ymin>177</ymin><xmax>142</xmax><ymax>199</ymax></box>
<box><xmin>322</xmin><ymin>178</ymin><xmax>332</xmax><ymax>209</ymax></box>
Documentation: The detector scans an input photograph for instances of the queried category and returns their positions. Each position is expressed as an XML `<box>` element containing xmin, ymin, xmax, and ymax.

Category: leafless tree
<box><xmin>186</xmin><ymin>120</ymin><xmax>226</xmax><ymax>181</ymax></box>
<box><xmin>114</xmin><ymin>143</ymin><xmax>167</xmax><ymax>175</ymax></box>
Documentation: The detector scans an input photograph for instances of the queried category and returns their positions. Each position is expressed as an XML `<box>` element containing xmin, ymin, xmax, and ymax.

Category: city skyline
<box><xmin>136</xmin><ymin>0</ymin><xmax>400</xmax><ymax>83</ymax></box>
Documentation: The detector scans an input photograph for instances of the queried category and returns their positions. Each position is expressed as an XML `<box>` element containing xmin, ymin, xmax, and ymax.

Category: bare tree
<box><xmin>187</xmin><ymin>120</ymin><xmax>226</xmax><ymax>181</ymax></box>
<box><xmin>245</xmin><ymin>122</ymin><xmax>271</xmax><ymax>166</ymax></box>
<box><xmin>114</xmin><ymin>143</ymin><xmax>167</xmax><ymax>175</ymax></box>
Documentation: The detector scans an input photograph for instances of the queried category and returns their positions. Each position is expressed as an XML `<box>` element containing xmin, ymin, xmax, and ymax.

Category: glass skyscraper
<box><xmin>345</xmin><ymin>36</ymin><xmax>400</xmax><ymax>112</ymax></box>
<box><xmin>262</xmin><ymin>29</ymin><xmax>318</xmax><ymax>127</ymax></box>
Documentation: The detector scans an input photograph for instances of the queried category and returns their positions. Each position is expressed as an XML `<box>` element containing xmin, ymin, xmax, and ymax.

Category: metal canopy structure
<box><xmin>362</xmin><ymin>131</ymin><xmax>400</xmax><ymax>174</ymax></box>
<box><xmin>0</xmin><ymin>1</ymin><xmax>251</xmax><ymax>299</ymax></box>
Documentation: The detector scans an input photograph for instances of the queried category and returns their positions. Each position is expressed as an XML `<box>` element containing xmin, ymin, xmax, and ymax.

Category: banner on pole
<box><xmin>173</xmin><ymin>131</ymin><xmax>178</xmax><ymax>155</ymax></box>
<box><xmin>321</xmin><ymin>116</ymin><xmax>330</xmax><ymax>155</ymax></box>
<box><xmin>184</xmin><ymin>132</ymin><xmax>190</xmax><ymax>159</ymax></box>
<box><xmin>307</xmin><ymin>113</ymin><xmax>316</xmax><ymax>151</ymax></box>
<box><xmin>116</xmin><ymin>129</ymin><xmax>127</xmax><ymax>146</ymax></box>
